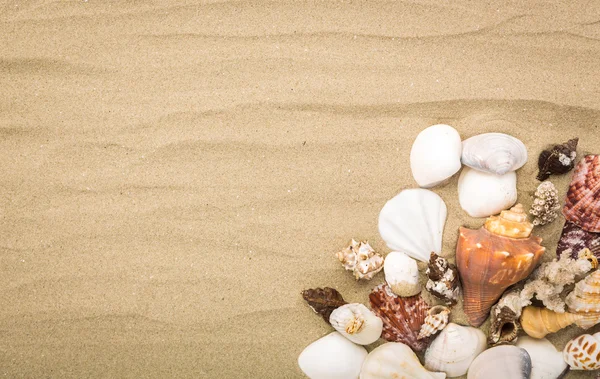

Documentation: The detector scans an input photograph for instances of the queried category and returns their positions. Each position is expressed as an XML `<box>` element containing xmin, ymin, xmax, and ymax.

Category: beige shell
<box><xmin>336</xmin><ymin>239</ymin><xmax>384</xmax><ymax>280</ymax></box>
<box><xmin>329</xmin><ymin>303</ymin><xmax>383</xmax><ymax>345</ymax></box>
<box><xmin>563</xmin><ymin>332</ymin><xmax>600</xmax><ymax>370</ymax></box>
<box><xmin>384</xmin><ymin>252</ymin><xmax>421</xmax><ymax>297</ymax></box>
<box><xmin>418</xmin><ymin>305</ymin><xmax>450</xmax><ymax>340</ymax></box>
<box><xmin>360</xmin><ymin>342</ymin><xmax>447</xmax><ymax>379</ymax></box>
<box><xmin>520</xmin><ymin>306</ymin><xmax>584</xmax><ymax>338</ymax></box>
<box><xmin>484</xmin><ymin>203</ymin><xmax>533</xmax><ymax>238</ymax></box>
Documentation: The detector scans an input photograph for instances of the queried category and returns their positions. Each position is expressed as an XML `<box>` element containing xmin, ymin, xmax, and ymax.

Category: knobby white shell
<box><xmin>378</xmin><ymin>189</ymin><xmax>447</xmax><ymax>262</ymax></box>
<box><xmin>458</xmin><ymin>167</ymin><xmax>517</xmax><ymax>218</ymax></box>
<box><xmin>360</xmin><ymin>342</ymin><xmax>447</xmax><ymax>379</ymax></box>
<box><xmin>467</xmin><ymin>345</ymin><xmax>531</xmax><ymax>379</ymax></box>
<box><xmin>410</xmin><ymin>124</ymin><xmax>462</xmax><ymax>188</ymax></box>
<box><xmin>298</xmin><ymin>332</ymin><xmax>367</xmax><ymax>379</ymax></box>
<box><xmin>329</xmin><ymin>304</ymin><xmax>383</xmax><ymax>345</ymax></box>
<box><xmin>424</xmin><ymin>322</ymin><xmax>487</xmax><ymax>378</ymax></box>
<box><xmin>384</xmin><ymin>252</ymin><xmax>421</xmax><ymax>297</ymax></box>
<box><xmin>461</xmin><ymin>133</ymin><xmax>528</xmax><ymax>175</ymax></box>
<box><xmin>515</xmin><ymin>336</ymin><xmax>567</xmax><ymax>379</ymax></box>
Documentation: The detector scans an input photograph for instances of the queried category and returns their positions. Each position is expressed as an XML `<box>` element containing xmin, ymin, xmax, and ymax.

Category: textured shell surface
<box><xmin>516</xmin><ymin>336</ymin><xmax>568</xmax><ymax>379</ymax></box>
<box><xmin>565</xmin><ymin>270</ymin><xmax>600</xmax><ymax>328</ymax></box>
<box><xmin>537</xmin><ymin>138</ymin><xmax>578</xmax><ymax>181</ymax></box>
<box><xmin>458</xmin><ymin>167</ymin><xmax>517</xmax><ymax>218</ymax></box>
<box><xmin>456</xmin><ymin>226</ymin><xmax>545</xmax><ymax>327</ymax></box>
<box><xmin>329</xmin><ymin>304</ymin><xmax>383</xmax><ymax>345</ymax></box>
<box><xmin>425</xmin><ymin>252</ymin><xmax>460</xmax><ymax>305</ymax></box>
<box><xmin>520</xmin><ymin>306</ymin><xmax>584</xmax><ymax>339</ymax></box>
<box><xmin>563</xmin><ymin>155</ymin><xmax>600</xmax><ymax>232</ymax></box>
<box><xmin>529</xmin><ymin>181</ymin><xmax>560</xmax><ymax>226</ymax></box>
<box><xmin>384</xmin><ymin>252</ymin><xmax>421</xmax><ymax>297</ymax></box>
<box><xmin>368</xmin><ymin>284</ymin><xmax>431</xmax><ymax>351</ymax></box>
<box><xmin>410</xmin><ymin>124</ymin><xmax>462</xmax><ymax>188</ymax></box>
<box><xmin>424</xmin><ymin>323</ymin><xmax>487</xmax><ymax>378</ymax></box>
<box><xmin>461</xmin><ymin>132</ymin><xmax>527</xmax><ymax>175</ymax></box>
<box><xmin>418</xmin><ymin>305</ymin><xmax>450</xmax><ymax>340</ymax></box>
<box><xmin>557</xmin><ymin>221</ymin><xmax>600</xmax><ymax>260</ymax></box>
<box><xmin>488</xmin><ymin>302</ymin><xmax>520</xmax><ymax>346</ymax></box>
<box><xmin>360</xmin><ymin>342</ymin><xmax>447</xmax><ymax>379</ymax></box>
<box><xmin>467</xmin><ymin>345</ymin><xmax>531</xmax><ymax>379</ymax></box>
<box><xmin>484</xmin><ymin>204</ymin><xmax>533</xmax><ymax>239</ymax></box>
<box><xmin>563</xmin><ymin>332</ymin><xmax>600</xmax><ymax>370</ymax></box>
<box><xmin>298</xmin><ymin>332</ymin><xmax>368</xmax><ymax>379</ymax></box>
<box><xmin>336</xmin><ymin>239</ymin><xmax>384</xmax><ymax>280</ymax></box>
<box><xmin>378</xmin><ymin>189</ymin><xmax>447</xmax><ymax>262</ymax></box>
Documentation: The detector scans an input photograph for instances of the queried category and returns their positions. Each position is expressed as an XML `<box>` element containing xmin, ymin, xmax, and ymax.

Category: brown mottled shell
<box><xmin>537</xmin><ymin>138</ymin><xmax>578</xmax><ymax>181</ymax></box>
<box><xmin>563</xmin><ymin>333</ymin><xmax>600</xmax><ymax>370</ymax></box>
<box><xmin>425</xmin><ymin>252</ymin><xmax>460</xmax><ymax>305</ymax></box>
<box><xmin>557</xmin><ymin>221</ymin><xmax>600</xmax><ymax>260</ymax></box>
<box><xmin>456</xmin><ymin>227</ymin><xmax>545</xmax><ymax>327</ymax></box>
<box><xmin>563</xmin><ymin>155</ymin><xmax>600</xmax><ymax>232</ymax></box>
<box><xmin>418</xmin><ymin>305</ymin><xmax>450</xmax><ymax>340</ymax></box>
<box><xmin>484</xmin><ymin>204</ymin><xmax>533</xmax><ymax>239</ymax></box>
<box><xmin>301</xmin><ymin>287</ymin><xmax>347</xmax><ymax>323</ymax></box>
<box><xmin>369</xmin><ymin>284</ymin><xmax>431</xmax><ymax>351</ymax></box>
<box><xmin>489</xmin><ymin>304</ymin><xmax>520</xmax><ymax>346</ymax></box>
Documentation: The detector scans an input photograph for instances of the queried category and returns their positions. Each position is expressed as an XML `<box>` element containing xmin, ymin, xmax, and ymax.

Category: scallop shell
<box><xmin>563</xmin><ymin>332</ymin><xmax>600</xmax><ymax>370</ymax></box>
<box><xmin>384</xmin><ymin>252</ymin><xmax>421</xmax><ymax>297</ymax></box>
<box><xmin>425</xmin><ymin>252</ymin><xmax>460</xmax><ymax>306</ymax></box>
<box><xmin>467</xmin><ymin>345</ymin><xmax>531</xmax><ymax>379</ymax></box>
<box><xmin>563</xmin><ymin>155</ymin><xmax>600</xmax><ymax>232</ymax></box>
<box><xmin>537</xmin><ymin>138</ymin><xmax>578</xmax><ymax>181</ymax></box>
<box><xmin>565</xmin><ymin>269</ymin><xmax>600</xmax><ymax>328</ymax></box>
<box><xmin>410</xmin><ymin>124</ymin><xmax>462</xmax><ymax>188</ymax></box>
<box><xmin>360</xmin><ymin>342</ymin><xmax>447</xmax><ymax>379</ymax></box>
<box><xmin>329</xmin><ymin>304</ymin><xmax>383</xmax><ymax>345</ymax></box>
<box><xmin>418</xmin><ymin>305</ymin><xmax>450</xmax><ymax>340</ymax></box>
<box><xmin>458</xmin><ymin>167</ymin><xmax>517</xmax><ymax>218</ymax></box>
<box><xmin>369</xmin><ymin>284</ymin><xmax>430</xmax><ymax>351</ymax></box>
<box><xmin>516</xmin><ymin>336</ymin><xmax>568</xmax><ymax>379</ymax></box>
<box><xmin>461</xmin><ymin>133</ymin><xmax>527</xmax><ymax>175</ymax></box>
<box><xmin>456</xmin><ymin>207</ymin><xmax>545</xmax><ymax>326</ymax></box>
<box><xmin>424</xmin><ymin>323</ymin><xmax>487</xmax><ymax>377</ymax></box>
<box><xmin>378</xmin><ymin>189</ymin><xmax>447</xmax><ymax>262</ymax></box>
<box><xmin>336</xmin><ymin>239</ymin><xmax>384</xmax><ymax>280</ymax></box>
<box><xmin>520</xmin><ymin>306</ymin><xmax>584</xmax><ymax>339</ymax></box>
<box><xmin>556</xmin><ymin>221</ymin><xmax>600</xmax><ymax>260</ymax></box>
<box><xmin>298</xmin><ymin>332</ymin><xmax>368</xmax><ymax>379</ymax></box>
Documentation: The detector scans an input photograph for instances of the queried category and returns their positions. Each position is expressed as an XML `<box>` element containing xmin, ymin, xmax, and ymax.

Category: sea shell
<box><xmin>410</xmin><ymin>124</ymin><xmax>462</xmax><ymax>188</ymax></box>
<box><xmin>360</xmin><ymin>342</ymin><xmax>447</xmax><ymax>379</ymax></box>
<box><xmin>384</xmin><ymin>252</ymin><xmax>421</xmax><ymax>297</ymax></box>
<box><xmin>456</xmin><ymin>205</ymin><xmax>545</xmax><ymax>326</ymax></box>
<box><xmin>565</xmin><ymin>269</ymin><xmax>600</xmax><ymax>328</ymax></box>
<box><xmin>563</xmin><ymin>155</ymin><xmax>600</xmax><ymax>232</ymax></box>
<box><xmin>418</xmin><ymin>305</ymin><xmax>450</xmax><ymax>340</ymax></box>
<box><xmin>458</xmin><ymin>167</ymin><xmax>517</xmax><ymax>218</ymax></box>
<box><xmin>461</xmin><ymin>132</ymin><xmax>527</xmax><ymax>175</ymax></box>
<box><xmin>537</xmin><ymin>138</ymin><xmax>578</xmax><ymax>181</ymax></box>
<box><xmin>563</xmin><ymin>332</ymin><xmax>600</xmax><ymax>370</ymax></box>
<box><xmin>302</xmin><ymin>287</ymin><xmax>347</xmax><ymax>323</ymax></box>
<box><xmin>424</xmin><ymin>322</ymin><xmax>487</xmax><ymax>378</ymax></box>
<box><xmin>529</xmin><ymin>181</ymin><xmax>560</xmax><ymax>226</ymax></box>
<box><xmin>425</xmin><ymin>252</ymin><xmax>460</xmax><ymax>306</ymax></box>
<box><xmin>557</xmin><ymin>221</ymin><xmax>600</xmax><ymax>260</ymax></box>
<box><xmin>489</xmin><ymin>295</ymin><xmax>521</xmax><ymax>346</ymax></box>
<box><xmin>369</xmin><ymin>284</ymin><xmax>430</xmax><ymax>351</ymax></box>
<box><xmin>378</xmin><ymin>189</ymin><xmax>447</xmax><ymax>262</ymax></box>
<box><xmin>467</xmin><ymin>345</ymin><xmax>531</xmax><ymax>379</ymax></box>
<box><xmin>329</xmin><ymin>304</ymin><xmax>383</xmax><ymax>345</ymax></box>
<box><xmin>520</xmin><ymin>306</ymin><xmax>584</xmax><ymax>339</ymax></box>
<box><xmin>298</xmin><ymin>332</ymin><xmax>368</xmax><ymax>379</ymax></box>
<box><xmin>484</xmin><ymin>203</ymin><xmax>533</xmax><ymax>239</ymax></box>
<box><xmin>336</xmin><ymin>239</ymin><xmax>384</xmax><ymax>280</ymax></box>
<box><xmin>515</xmin><ymin>336</ymin><xmax>568</xmax><ymax>379</ymax></box>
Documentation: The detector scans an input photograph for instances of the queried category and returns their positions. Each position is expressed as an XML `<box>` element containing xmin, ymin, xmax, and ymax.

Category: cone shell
<box><xmin>369</xmin><ymin>284</ymin><xmax>430</xmax><ymax>351</ymax></box>
<box><xmin>556</xmin><ymin>221</ymin><xmax>600</xmax><ymax>260</ymax></box>
<box><xmin>418</xmin><ymin>305</ymin><xmax>450</xmax><ymax>340</ymax></box>
<box><xmin>329</xmin><ymin>303</ymin><xmax>383</xmax><ymax>345</ymax></box>
<box><xmin>563</xmin><ymin>332</ymin><xmax>600</xmax><ymax>370</ymax></box>
<box><xmin>456</xmin><ymin>225</ymin><xmax>545</xmax><ymax>326</ymax></box>
<box><xmin>425</xmin><ymin>252</ymin><xmax>460</xmax><ymax>306</ymax></box>
<box><xmin>520</xmin><ymin>306</ymin><xmax>584</xmax><ymax>339</ymax></box>
<box><xmin>563</xmin><ymin>155</ymin><xmax>600</xmax><ymax>232</ymax></box>
<box><xmin>360</xmin><ymin>342</ymin><xmax>447</xmax><ymax>379</ymax></box>
<box><xmin>537</xmin><ymin>137</ymin><xmax>578</xmax><ymax>181</ymax></box>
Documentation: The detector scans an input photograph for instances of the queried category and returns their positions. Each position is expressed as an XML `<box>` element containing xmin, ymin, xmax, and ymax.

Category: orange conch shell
<box><xmin>456</xmin><ymin>204</ymin><xmax>545</xmax><ymax>326</ymax></box>
<box><xmin>563</xmin><ymin>155</ymin><xmax>600</xmax><ymax>232</ymax></box>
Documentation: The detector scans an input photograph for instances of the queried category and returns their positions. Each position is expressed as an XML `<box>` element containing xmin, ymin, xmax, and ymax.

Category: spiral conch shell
<box><xmin>563</xmin><ymin>332</ymin><xmax>600</xmax><ymax>370</ymax></box>
<box><xmin>336</xmin><ymin>239</ymin><xmax>384</xmax><ymax>280</ymax></box>
<box><xmin>456</xmin><ymin>204</ymin><xmax>545</xmax><ymax>326</ymax></box>
<box><xmin>418</xmin><ymin>305</ymin><xmax>450</xmax><ymax>340</ymax></box>
<box><xmin>565</xmin><ymin>269</ymin><xmax>600</xmax><ymax>328</ymax></box>
<box><xmin>329</xmin><ymin>303</ymin><xmax>383</xmax><ymax>345</ymax></box>
<box><xmin>520</xmin><ymin>306</ymin><xmax>584</xmax><ymax>339</ymax></box>
<box><xmin>563</xmin><ymin>154</ymin><xmax>600</xmax><ymax>232</ymax></box>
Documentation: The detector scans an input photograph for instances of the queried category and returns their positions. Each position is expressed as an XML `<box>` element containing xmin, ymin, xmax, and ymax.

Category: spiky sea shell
<box><xmin>537</xmin><ymin>137</ymin><xmax>578</xmax><ymax>181</ymax></box>
<box><xmin>556</xmin><ymin>221</ymin><xmax>600</xmax><ymax>260</ymax></box>
<box><xmin>298</xmin><ymin>332</ymin><xmax>368</xmax><ymax>379</ymax></box>
<box><xmin>336</xmin><ymin>239</ymin><xmax>384</xmax><ymax>280</ymax></box>
<box><xmin>329</xmin><ymin>303</ymin><xmax>383</xmax><ymax>345</ymax></box>
<box><xmin>378</xmin><ymin>189</ymin><xmax>447</xmax><ymax>262</ymax></box>
<box><xmin>529</xmin><ymin>181</ymin><xmax>560</xmax><ymax>226</ymax></box>
<box><xmin>425</xmin><ymin>253</ymin><xmax>460</xmax><ymax>306</ymax></box>
<box><xmin>461</xmin><ymin>132</ymin><xmax>527</xmax><ymax>175</ymax></box>
<box><xmin>456</xmin><ymin>205</ymin><xmax>545</xmax><ymax>326</ymax></box>
<box><xmin>520</xmin><ymin>306</ymin><xmax>584</xmax><ymax>339</ymax></box>
<box><xmin>467</xmin><ymin>345</ymin><xmax>531</xmax><ymax>379</ymax></box>
<box><xmin>516</xmin><ymin>337</ymin><xmax>568</xmax><ymax>379</ymax></box>
<box><xmin>563</xmin><ymin>155</ymin><xmax>600</xmax><ymax>232</ymax></box>
<box><xmin>566</xmin><ymin>269</ymin><xmax>600</xmax><ymax>328</ymax></box>
<box><xmin>418</xmin><ymin>305</ymin><xmax>450</xmax><ymax>340</ymax></box>
<box><xmin>360</xmin><ymin>342</ymin><xmax>447</xmax><ymax>379</ymax></box>
<box><xmin>563</xmin><ymin>332</ymin><xmax>600</xmax><ymax>370</ymax></box>
<box><xmin>384</xmin><ymin>252</ymin><xmax>421</xmax><ymax>297</ymax></box>
<box><xmin>369</xmin><ymin>284</ymin><xmax>431</xmax><ymax>351</ymax></box>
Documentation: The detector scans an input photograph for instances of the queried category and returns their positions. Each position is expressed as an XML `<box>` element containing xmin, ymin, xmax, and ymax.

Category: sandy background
<box><xmin>2</xmin><ymin>1</ymin><xmax>600</xmax><ymax>378</ymax></box>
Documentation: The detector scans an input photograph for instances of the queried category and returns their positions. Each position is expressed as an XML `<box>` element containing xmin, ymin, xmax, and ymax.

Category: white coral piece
<box><xmin>529</xmin><ymin>181</ymin><xmax>560</xmax><ymax>226</ymax></box>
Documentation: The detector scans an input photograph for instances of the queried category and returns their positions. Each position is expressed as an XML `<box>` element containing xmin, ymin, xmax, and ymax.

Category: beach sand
<box><xmin>1</xmin><ymin>1</ymin><xmax>600</xmax><ymax>377</ymax></box>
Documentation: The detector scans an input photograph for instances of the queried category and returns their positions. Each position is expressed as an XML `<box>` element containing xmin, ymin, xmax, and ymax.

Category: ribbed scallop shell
<box><xmin>329</xmin><ymin>303</ymin><xmax>383</xmax><ymax>345</ymax></box>
<box><xmin>369</xmin><ymin>284</ymin><xmax>431</xmax><ymax>351</ymax></box>
<box><xmin>461</xmin><ymin>133</ymin><xmax>527</xmax><ymax>175</ymax></box>
<box><xmin>467</xmin><ymin>345</ymin><xmax>532</xmax><ymax>379</ymax></box>
<box><xmin>563</xmin><ymin>155</ymin><xmax>600</xmax><ymax>232</ymax></box>
<box><xmin>378</xmin><ymin>189</ymin><xmax>447</xmax><ymax>262</ymax></box>
<box><xmin>563</xmin><ymin>332</ymin><xmax>600</xmax><ymax>370</ymax></box>
<box><xmin>556</xmin><ymin>221</ymin><xmax>600</xmax><ymax>260</ymax></box>
<box><xmin>418</xmin><ymin>305</ymin><xmax>450</xmax><ymax>340</ymax></box>
<box><xmin>360</xmin><ymin>342</ymin><xmax>447</xmax><ymax>379</ymax></box>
